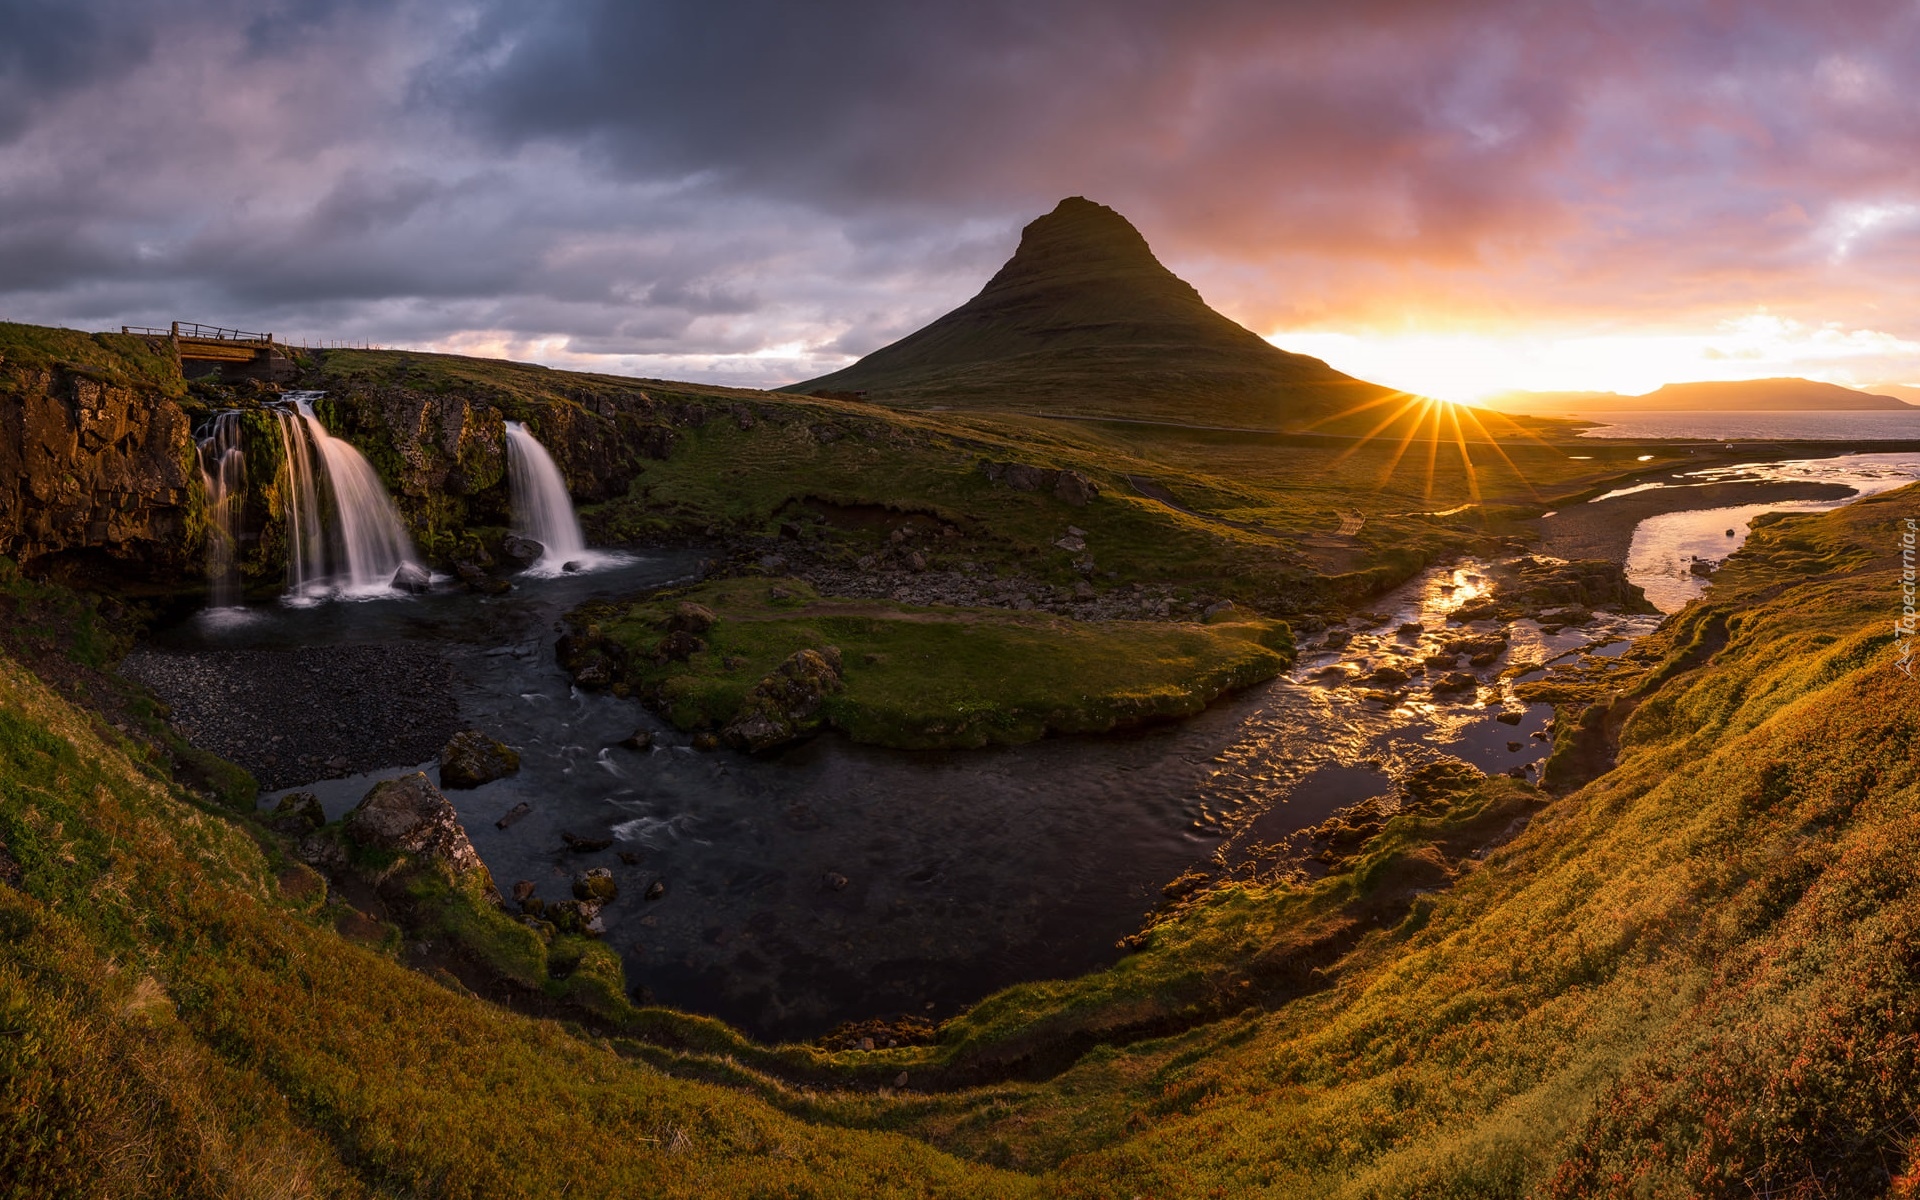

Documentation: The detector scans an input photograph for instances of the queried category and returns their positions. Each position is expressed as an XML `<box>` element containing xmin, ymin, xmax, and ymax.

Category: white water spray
<box><xmin>504</xmin><ymin>420</ymin><xmax>598</xmax><ymax>575</ymax></box>
<box><xmin>274</xmin><ymin>392</ymin><xmax>423</xmax><ymax>601</ymax></box>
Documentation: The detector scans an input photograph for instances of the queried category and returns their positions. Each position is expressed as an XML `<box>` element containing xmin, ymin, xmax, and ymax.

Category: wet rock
<box><xmin>1367</xmin><ymin>664</ymin><xmax>1412</xmax><ymax>687</ymax></box>
<box><xmin>617</xmin><ymin>850</ymin><xmax>643</xmax><ymax>866</ymax></box>
<box><xmin>1507</xmin><ymin>741</ymin><xmax>1524</xmax><ymax>752</ymax></box>
<box><xmin>502</xmin><ymin>534</ymin><xmax>544</xmax><ymax>565</ymax></box>
<box><xmin>548</xmin><ymin>898</ymin><xmax>605</xmax><ymax>936</ymax></box>
<box><xmin>1688</xmin><ymin>559</ymin><xmax>1715</xmax><ymax>578</ymax></box>
<box><xmin>391</xmin><ymin>562</ymin><xmax>432</xmax><ymax>594</ymax></box>
<box><xmin>644</xmin><ymin>879</ymin><xmax>667</xmax><ymax>901</ymax></box>
<box><xmin>268</xmin><ymin>791</ymin><xmax>325</xmax><ymax>835</ymax></box>
<box><xmin>1725</xmin><ymin>528</ymin><xmax>1736</xmax><ymax>537</ymax></box>
<box><xmin>1397</xmin><ymin>621</ymin><xmax>1425</xmax><ymax>637</ymax></box>
<box><xmin>1423</xmin><ymin>652</ymin><xmax>1459</xmax><ymax>670</ymax></box>
<box><xmin>1431</xmin><ymin>671</ymin><xmax>1478</xmax><ymax>693</ymax></box>
<box><xmin>1321</xmin><ymin>629</ymin><xmax>1352</xmax><ymax>649</ymax></box>
<box><xmin>561</xmin><ymin>831</ymin><xmax>614</xmax><ymax>853</ymax></box>
<box><xmin>666</xmin><ymin>602</ymin><xmax>717</xmax><ymax>635</ymax></box>
<box><xmin>691</xmin><ymin>732</ymin><xmax>720</xmax><ymax>751</ymax></box>
<box><xmin>494</xmin><ymin>801</ymin><xmax>532</xmax><ymax>830</ymax></box>
<box><xmin>562</xmin><ymin>560</ymin><xmax>585</xmax><ymax>573</ymax></box>
<box><xmin>343</xmin><ymin>772</ymin><xmax>490</xmax><ymax>880</ymax></box>
<box><xmin>1495</xmin><ymin>710</ymin><xmax>1523</xmax><ymax>726</ymax></box>
<box><xmin>573</xmin><ymin>867</ymin><xmax>618</xmax><ymax>903</ymax></box>
<box><xmin>512</xmin><ymin>880</ymin><xmax>537</xmax><ymax>904</ymax></box>
<box><xmin>722</xmin><ymin>647</ymin><xmax>846</xmax><ymax>752</ymax></box>
<box><xmin>619</xmin><ymin>728</ymin><xmax>655</xmax><ymax>751</ymax></box>
<box><xmin>574</xmin><ymin>658</ymin><xmax>615</xmax><ymax>687</ymax></box>
<box><xmin>438</xmin><ymin>729</ymin><xmax>521</xmax><ymax>789</ymax></box>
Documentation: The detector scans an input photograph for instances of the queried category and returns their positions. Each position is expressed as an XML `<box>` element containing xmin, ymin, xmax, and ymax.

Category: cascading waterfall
<box><xmin>196</xmin><ymin>411</ymin><xmax>247</xmax><ymax>607</ymax></box>
<box><xmin>504</xmin><ymin>420</ymin><xmax>595</xmax><ymax>574</ymax></box>
<box><xmin>274</xmin><ymin>392</ymin><xmax>424</xmax><ymax>601</ymax></box>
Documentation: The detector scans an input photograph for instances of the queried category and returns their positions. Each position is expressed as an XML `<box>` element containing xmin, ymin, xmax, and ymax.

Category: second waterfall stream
<box><xmin>504</xmin><ymin>420</ymin><xmax>612</xmax><ymax>575</ymax></box>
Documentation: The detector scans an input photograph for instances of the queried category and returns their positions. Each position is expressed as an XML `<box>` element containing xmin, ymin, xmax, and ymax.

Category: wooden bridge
<box><xmin>122</xmin><ymin>321</ymin><xmax>297</xmax><ymax>383</ymax></box>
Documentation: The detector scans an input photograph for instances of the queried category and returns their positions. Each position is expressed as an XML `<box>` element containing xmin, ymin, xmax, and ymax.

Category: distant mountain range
<box><xmin>1481</xmin><ymin>377</ymin><xmax>1917</xmax><ymax>413</ymax></box>
<box><xmin>788</xmin><ymin>197</ymin><xmax>1394</xmax><ymax>429</ymax></box>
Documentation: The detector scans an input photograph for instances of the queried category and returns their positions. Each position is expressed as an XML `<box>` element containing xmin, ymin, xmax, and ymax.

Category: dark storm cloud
<box><xmin>1</xmin><ymin>0</ymin><xmax>1917</xmax><ymax>389</ymax></box>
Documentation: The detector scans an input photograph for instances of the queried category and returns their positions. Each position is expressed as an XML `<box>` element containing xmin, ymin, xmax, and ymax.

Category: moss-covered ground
<box><xmin>574</xmin><ymin>576</ymin><xmax>1290</xmax><ymax>748</ymax></box>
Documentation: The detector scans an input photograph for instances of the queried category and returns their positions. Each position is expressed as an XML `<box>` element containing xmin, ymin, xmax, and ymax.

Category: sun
<box><xmin>1303</xmin><ymin>391</ymin><xmax>1550</xmax><ymax>505</ymax></box>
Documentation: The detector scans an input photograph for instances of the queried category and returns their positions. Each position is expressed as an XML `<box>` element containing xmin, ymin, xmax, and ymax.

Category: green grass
<box><xmin>0</xmin><ymin>321</ymin><xmax>189</xmax><ymax>398</ymax></box>
<box><xmin>577</xmin><ymin>576</ymin><xmax>1293</xmax><ymax>749</ymax></box>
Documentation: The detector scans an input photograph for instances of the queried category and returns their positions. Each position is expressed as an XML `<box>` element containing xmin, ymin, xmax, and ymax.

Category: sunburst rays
<box><xmin>1312</xmin><ymin>388</ymin><xmax>1554</xmax><ymax>507</ymax></box>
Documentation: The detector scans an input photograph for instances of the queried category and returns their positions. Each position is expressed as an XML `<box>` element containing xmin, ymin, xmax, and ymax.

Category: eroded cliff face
<box><xmin>0</xmin><ymin>364</ymin><xmax>201</xmax><ymax>584</ymax></box>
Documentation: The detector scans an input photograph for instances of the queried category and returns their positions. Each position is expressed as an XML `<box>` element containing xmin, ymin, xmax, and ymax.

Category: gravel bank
<box><xmin>121</xmin><ymin>642</ymin><xmax>459</xmax><ymax>790</ymax></box>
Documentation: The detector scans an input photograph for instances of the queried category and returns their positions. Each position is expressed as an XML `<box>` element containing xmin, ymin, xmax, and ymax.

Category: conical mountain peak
<box><xmin>790</xmin><ymin>198</ymin><xmax>1389</xmax><ymax>428</ymax></box>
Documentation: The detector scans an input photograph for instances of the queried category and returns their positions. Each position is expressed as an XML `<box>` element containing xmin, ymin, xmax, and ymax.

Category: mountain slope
<box><xmin>789</xmin><ymin>197</ymin><xmax>1395</xmax><ymax>428</ymax></box>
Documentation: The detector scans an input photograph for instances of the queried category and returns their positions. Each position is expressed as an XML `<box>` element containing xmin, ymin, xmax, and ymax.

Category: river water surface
<box><xmin>141</xmin><ymin>551</ymin><xmax>1656</xmax><ymax>1041</ymax></box>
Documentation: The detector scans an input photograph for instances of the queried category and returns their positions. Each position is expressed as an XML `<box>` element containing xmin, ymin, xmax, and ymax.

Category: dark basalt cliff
<box><xmin>0</xmin><ymin>334</ymin><xmax>202</xmax><ymax>585</ymax></box>
<box><xmin>791</xmin><ymin>196</ymin><xmax>1393</xmax><ymax>428</ymax></box>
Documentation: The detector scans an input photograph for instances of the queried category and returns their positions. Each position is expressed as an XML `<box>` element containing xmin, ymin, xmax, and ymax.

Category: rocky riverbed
<box><xmin>121</xmin><ymin>639</ymin><xmax>458</xmax><ymax>790</ymax></box>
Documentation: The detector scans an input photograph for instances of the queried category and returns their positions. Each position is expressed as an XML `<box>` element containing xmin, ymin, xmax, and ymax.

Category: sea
<box><xmin>1572</xmin><ymin>410</ymin><xmax>1920</xmax><ymax>440</ymax></box>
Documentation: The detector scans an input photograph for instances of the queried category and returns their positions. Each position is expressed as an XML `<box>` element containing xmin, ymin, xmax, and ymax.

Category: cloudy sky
<box><xmin>3</xmin><ymin>0</ymin><xmax>1917</xmax><ymax>400</ymax></box>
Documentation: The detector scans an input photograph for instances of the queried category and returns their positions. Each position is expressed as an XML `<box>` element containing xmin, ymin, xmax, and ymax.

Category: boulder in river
<box><xmin>438</xmin><ymin>729</ymin><xmax>521</xmax><ymax>789</ymax></box>
<box><xmin>502</xmin><ymin>534</ymin><xmax>544</xmax><ymax>566</ymax></box>
<box><xmin>573</xmin><ymin>867</ymin><xmax>618</xmax><ymax>903</ymax></box>
<box><xmin>619</xmin><ymin>728</ymin><xmax>654</xmax><ymax>751</ymax></box>
<box><xmin>343</xmin><ymin>772</ymin><xmax>491</xmax><ymax>881</ymax></box>
<box><xmin>391</xmin><ymin>562</ymin><xmax>432</xmax><ymax>594</ymax></box>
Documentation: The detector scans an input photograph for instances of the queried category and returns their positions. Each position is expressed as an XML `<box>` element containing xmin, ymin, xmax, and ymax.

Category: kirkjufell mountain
<box><xmin>790</xmin><ymin>197</ymin><xmax>1394</xmax><ymax>428</ymax></box>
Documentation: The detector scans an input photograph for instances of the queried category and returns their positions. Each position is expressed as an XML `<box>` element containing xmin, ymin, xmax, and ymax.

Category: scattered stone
<box><xmin>1054</xmin><ymin>535</ymin><xmax>1087</xmax><ymax>553</ymax></box>
<box><xmin>391</xmin><ymin>562</ymin><xmax>432</xmax><ymax>594</ymax></box>
<box><xmin>894</xmin><ymin>1071</ymin><xmax>909</xmax><ymax>1089</ymax></box>
<box><xmin>1054</xmin><ymin>470</ymin><xmax>1100</xmax><ymax>506</ymax></box>
<box><xmin>907</xmin><ymin>551</ymin><xmax>927</xmax><ymax>571</ymax></box>
<box><xmin>619</xmin><ymin>729</ymin><xmax>655</xmax><ymax>751</ymax></box>
<box><xmin>495</xmin><ymin>801</ymin><xmax>532</xmax><ymax>830</ymax></box>
<box><xmin>644</xmin><ymin>879</ymin><xmax>667</xmax><ymax>901</ymax></box>
<box><xmin>438</xmin><ymin>729</ymin><xmax>521</xmax><ymax>789</ymax></box>
<box><xmin>561</xmin><ymin>831</ymin><xmax>614</xmax><ymax>853</ymax></box>
<box><xmin>548</xmin><ymin>898</ymin><xmax>605</xmax><ymax>936</ymax></box>
<box><xmin>1494</xmin><ymin>710</ymin><xmax>1523</xmax><ymax>726</ymax></box>
<box><xmin>823</xmin><ymin>871</ymin><xmax>849</xmax><ymax>891</ymax></box>
<box><xmin>573</xmin><ymin>867</ymin><xmax>618</xmax><ymax>903</ymax></box>
<box><xmin>666</xmin><ymin>602</ymin><xmax>717</xmax><ymax>635</ymax></box>
<box><xmin>652</xmin><ymin>629</ymin><xmax>705</xmax><ymax>665</ymax></box>
<box><xmin>1368</xmin><ymin>664</ymin><xmax>1412</xmax><ymax>687</ymax></box>
<box><xmin>268</xmin><ymin>791</ymin><xmax>325</xmax><ymax>835</ymax></box>
<box><xmin>502</xmin><ymin>534</ymin><xmax>544</xmax><ymax>565</ymax></box>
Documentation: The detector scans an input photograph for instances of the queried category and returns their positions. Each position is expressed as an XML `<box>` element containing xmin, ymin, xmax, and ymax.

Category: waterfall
<box><xmin>274</xmin><ymin>392</ymin><xmax>424</xmax><ymax>601</ymax></box>
<box><xmin>196</xmin><ymin>411</ymin><xmax>246</xmax><ymax>607</ymax></box>
<box><xmin>504</xmin><ymin>420</ymin><xmax>592</xmax><ymax>575</ymax></box>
